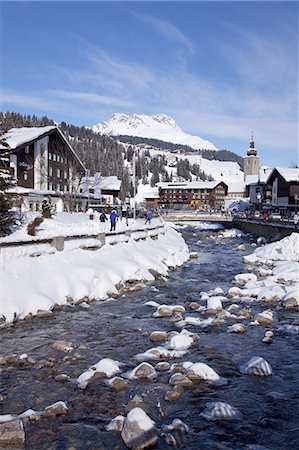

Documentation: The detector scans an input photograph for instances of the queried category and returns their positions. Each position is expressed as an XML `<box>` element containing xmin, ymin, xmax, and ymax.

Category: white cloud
<box><xmin>133</xmin><ymin>12</ymin><xmax>194</xmax><ymax>53</ymax></box>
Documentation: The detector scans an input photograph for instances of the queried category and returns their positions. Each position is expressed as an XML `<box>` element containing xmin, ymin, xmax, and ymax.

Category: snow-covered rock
<box><xmin>121</xmin><ymin>407</ymin><xmax>157</xmax><ymax>449</ymax></box>
<box><xmin>282</xmin><ymin>288</ymin><xmax>299</xmax><ymax>308</ymax></box>
<box><xmin>257</xmin><ymin>285</ymin><xmax>286</xmax><ymax>303</ymax></box>
<box><xmin>169</xmin><ymin>332</ymin><xmax>194</xmax><ymax>351</ymax></box>
<box><xmin>77</xmin><ymin>358</ymin><xmax>122</xmax><ymax>389</ymax></box>
<box><xmin>249</xmin><ymin>233</ymin><xmax>299</xmax><ymax>263</ymax></box>
<box><xmin>234</xmin><ymin>273</ymin><xmax>257</xmax><ymax>286</ymax></box>
<box><xmin>127</xmin><ymin>362</ymin><xmax>156</xmax><ymax>380</ymax></box>
<box><xmin>254</xmin><ymin>310</ymin><xmax>273</xmax><ymax>326</ymax></box>
<box><xmin>106</xmin><ymin>415</ymin><xmax>125</xmax><ymax>432</ymax></box>
<box><xmin>207</xmin><ymin>297</ymin><xmax>223</xmax><ymax>311</ymax></box>
<box><xmin>184</xmin><ymin>362</ymin><xmax>220</xmax><ymax>381</ymax></box>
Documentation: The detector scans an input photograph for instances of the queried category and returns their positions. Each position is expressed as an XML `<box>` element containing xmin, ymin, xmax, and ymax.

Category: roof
<box><xmin>226</xmin><ymin>181</ymin><xmax>246</xmax><ymax>193</ymax></box>
<box><xmin>81</xmin><ymin>175</ymin><xmax>122</xmax><ymax>191</ymax></box>
<box><xmin>157</xmin><ymin>180</ymin><xmax>227</xmax><ymax>190</ymax></box>
<box><xmin>0</xmin><ymin>126</ymin><xmax>86</xmax><ymax>171</ymax></box>
<box><xmin>0</xmin><ymin>126</ymin><xmax>56</xmax><ymax>149</ymax></box>
<box><xmin>245</xmin><ymin>167</ymin><xmax>273</xmax><ymax>185</ymax></box>
<box><xmin>268</xmin><ymin>167</ymin><xmax>299</xmax><ymax>183</ymax></box>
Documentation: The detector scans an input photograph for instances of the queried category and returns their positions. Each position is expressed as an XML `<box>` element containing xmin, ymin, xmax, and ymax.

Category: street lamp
<box><xmin>132</xmin><ymin>147</ymin><xmax>136</xmax><ymax>221</ymax></box>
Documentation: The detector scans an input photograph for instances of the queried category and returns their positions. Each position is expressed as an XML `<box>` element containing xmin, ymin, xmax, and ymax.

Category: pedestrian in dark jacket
<box><xmin>110</xmin><ymin>210</ymin><xmax>119</xmax><ymax>232</ymax></box>
<box><xmin>99</xmin><ymin>212</ymin><xmax>107</xmax><ymax>223</ymax></box>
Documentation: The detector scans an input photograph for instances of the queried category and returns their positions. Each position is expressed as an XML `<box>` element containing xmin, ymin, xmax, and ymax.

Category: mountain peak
<box><xmin>93</xmin><ymin>113</ymin><xmax>217</xmax><ymax>151</ymax></box>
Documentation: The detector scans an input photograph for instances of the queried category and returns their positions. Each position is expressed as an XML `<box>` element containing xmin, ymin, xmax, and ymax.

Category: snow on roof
<box><xmin>81</xmin><ymin>175</ymin><xmax>121</xmax><ymax>191</ymax></box>
<box><xmin>157</xmin><ymin>181</ymin><xmax>226</xmax><ymax>190</ymax></box>
<box><xmin>226</xmin><ymin>181</ymin><xmax>245</xmax><ymax>193</ymax></box>
<box><xmin>272</xmin><ymin>167</ymin><xmax>299</xmax><ymax>182</ymax></box>
<box><xmin>0</xmin><ymin>126</ymin><xmax>86</xmax><ymax>171</ymax></box>
<box><xmin>0</xmin><ymin>126</ymin><xmax>57</xmax><ymax>149</ymax></box>
<box><xmin>143</xmin><ymin>191</ymin><xmax>159</xmax><ymax>199</ymax></box>
<box><xmin>245</xmin><ymin>167</ymin><xmax>273</xmax><ymax>185</ymax></box>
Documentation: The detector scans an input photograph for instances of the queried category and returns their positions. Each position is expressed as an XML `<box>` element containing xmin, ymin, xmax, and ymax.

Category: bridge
<box><xmin>161</xmin><ymin>211</ymin><xmax>298</xmax><ymax>239</ymax></box>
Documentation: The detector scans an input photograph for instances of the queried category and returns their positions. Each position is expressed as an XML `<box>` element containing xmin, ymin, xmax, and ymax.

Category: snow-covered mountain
<box><xmin>93</xmin><ymin>113</ymin><xmax>218</xmax><ymax>151</ymax></box>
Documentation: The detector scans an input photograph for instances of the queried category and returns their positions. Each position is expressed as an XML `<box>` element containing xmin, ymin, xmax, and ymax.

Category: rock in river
<box><xmin>0</xmin><ymin>420</ymin><xmax>25</xmax><ymax>447</ymax></box>
<box><xmin>241</xmin><ymin>356</ymin><xmax>272</xmax><ymax>376</ymax></box>
<box><xmin>121</xmin><ymin>407</ymin><xmax>157</xmax><ymax>449</ymax></box>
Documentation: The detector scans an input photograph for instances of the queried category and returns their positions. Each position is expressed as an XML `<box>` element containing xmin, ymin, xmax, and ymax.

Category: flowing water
<box><xmin>1</xmin><ymin>224</ymin><xmax>299</xmax><ymax>450</ymax></box>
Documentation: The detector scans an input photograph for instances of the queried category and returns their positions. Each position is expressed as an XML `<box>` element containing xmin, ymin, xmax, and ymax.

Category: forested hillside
<box><xmin>116</xmin><ymin>134</ymin><xmax>244</xmax><ymax>169</ymax></box>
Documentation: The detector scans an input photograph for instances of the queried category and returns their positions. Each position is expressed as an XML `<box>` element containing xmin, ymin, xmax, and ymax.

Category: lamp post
<box><xmin>133</xmin><ymin>147</ymin><xmax>136</xmax><ymax>221</ymax></box>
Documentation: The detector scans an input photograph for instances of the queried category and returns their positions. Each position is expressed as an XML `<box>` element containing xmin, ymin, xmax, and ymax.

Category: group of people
<box><xmin>92</xmin><ymin>208</ymin><xmax>154</xmax><ymax>232</ymax></box>
<box><xmin>99</xmin><ymin>210</ymin><xmax>119</xmax><ymax>232</ymax></box>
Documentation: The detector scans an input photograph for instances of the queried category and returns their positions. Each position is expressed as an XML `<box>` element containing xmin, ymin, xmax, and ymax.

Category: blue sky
<box><xmin>1</xmin><ymin>1</ymin><xmax>298</xmax><ymax>166</ymax></box>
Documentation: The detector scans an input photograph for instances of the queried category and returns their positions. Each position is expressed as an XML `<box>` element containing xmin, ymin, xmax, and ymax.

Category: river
<box><xmin>1</xmin><ymin>223</ymin><xmax>298</xmax><ymax>449</ymax></box>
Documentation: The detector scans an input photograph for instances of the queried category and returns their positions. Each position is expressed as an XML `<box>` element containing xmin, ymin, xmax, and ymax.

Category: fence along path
<box><xmin>0</xmin><ymin>223</ymin><xmax>166</xmax><ymax>258</ymax></box>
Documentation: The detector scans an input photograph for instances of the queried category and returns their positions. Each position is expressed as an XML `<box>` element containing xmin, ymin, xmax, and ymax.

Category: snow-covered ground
<box><xmin>0</xmin><ymin>214</ymin><xmax>189</xmax><ymax>323</ymax></box>
<box><xmin>0</xmin><ymin>212</ymin><xmax>162</xmax><ymax>243</ymax></box>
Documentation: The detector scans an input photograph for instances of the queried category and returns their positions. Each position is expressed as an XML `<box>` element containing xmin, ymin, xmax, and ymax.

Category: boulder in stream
<box><xmin>0</xmin><ymin>420</ymin><xmax>25</xmax><ymax>447</ymax></box>
<box><xmin>121</xmin><ymin>407</ymin><xmax>157</xmax><ymax>449</ymax></box>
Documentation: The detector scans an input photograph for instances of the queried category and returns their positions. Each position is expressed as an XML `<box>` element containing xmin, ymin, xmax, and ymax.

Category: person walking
<box><xmin>100</xmin><ymin>211</ymin><xmax>107</xmax><ymax>222</ymax></box>
<box><xmin>144</xmin><ymin>211</ymin><xmax>153</xmax><ymax>225</ymax></box>
<box><xmin>109</xmin><ymin>209</ymin><xmax>118</xmax><ymax>232</ymax></box>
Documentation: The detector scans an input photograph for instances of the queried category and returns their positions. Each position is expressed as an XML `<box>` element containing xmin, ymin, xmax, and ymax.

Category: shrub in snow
<box><xmin>121</xmin><ymin>407</ymin><xmax>157</xmax><ymax>449</ymax></box>
<box><xmin>201</xmin><ymin>402</ymin><xmax>242</xmax><ymax>421</ymax></box>
<box><xmin>27</xmin><ymin>216</ymin><xmax>43</xmax><ymax>236</ymax></box>
<box><xmin>240</xmin><ymin>356</ymin><xmax>272</xmax><ymax>376</ymax></box>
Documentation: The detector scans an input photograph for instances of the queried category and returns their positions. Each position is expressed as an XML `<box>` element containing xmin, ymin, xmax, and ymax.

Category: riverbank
<box><xmin>0</xmin><ymin>223</ymin><xmax>189</xmax><ymax>324</ymax></box>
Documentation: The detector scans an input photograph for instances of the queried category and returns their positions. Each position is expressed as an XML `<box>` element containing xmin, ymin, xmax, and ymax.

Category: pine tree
<box><xmin>0</xmin><ymin>132</ymin><xmax>15</xmax><ymax>235</ymax></box>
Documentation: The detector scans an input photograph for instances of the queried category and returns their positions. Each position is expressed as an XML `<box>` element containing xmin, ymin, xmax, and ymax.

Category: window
<box><xmin>49</xmin><ymin>182</ymin><xmax>53</xmax><ymax>191</ymax></box>
<box><xmin>57</xmin><ymin>168</ymin><xmax>61</xmax><ymax>178</ymax></box>
<box><xmin>64</xmin><ymin>170</ymin><xmax>67</xmax><ymax>179</ymax></box>
<box><xmin>23</xmin><ymin>172</ymin><xmax>28</xmax><ymax>181</ymax></box>
<box><xmin>57</xmin><ymin>155</ymin><xmax>60</xmax><ymax>163</ymax></box>
<box><xmin>57</xmin><ymin>183</ymin><xmax>60</xmax><ymax>192</ymax></box>
<box><xmin>49</xmin><ymin>153</ymin><xmax>52</xmax><ymax>160</ymax></box>
<box><xmin>53</xmin><ymin>154</ymin><xmax>56</xmax><ymax>162</ymax></box>
<box><xmin>25</xmin><ymin>146</ymin><xmax>29</xmax><ymax>154</ymax></box>
<box><xmin>49</xmin><ymin>167</ymin><xmax>53</xmax><ymax>176</ymax></box>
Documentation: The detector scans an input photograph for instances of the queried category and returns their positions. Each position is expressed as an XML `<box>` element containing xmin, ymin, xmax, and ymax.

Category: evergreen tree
<box><xmin>0</xmin><ymin>132</ymin><xmax>15</xmax><ymax>235</ymax></box>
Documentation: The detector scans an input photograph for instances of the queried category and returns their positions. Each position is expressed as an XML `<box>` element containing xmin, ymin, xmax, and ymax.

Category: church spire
<box><xmin>247</xmin><ymin>131</ymin><xmax>257</xmax><ymax>156</ymax></box>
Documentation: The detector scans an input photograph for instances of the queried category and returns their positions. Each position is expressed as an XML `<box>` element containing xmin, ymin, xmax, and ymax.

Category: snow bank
<box><xmin>0</xmin><ymin>226</ymin><xmax>189</xmax><ymax>323</ymax></box>
<box><xmin>246</xmin><ymin>233</ymin><xmax>299</xmax><ymax>263</ymax></box>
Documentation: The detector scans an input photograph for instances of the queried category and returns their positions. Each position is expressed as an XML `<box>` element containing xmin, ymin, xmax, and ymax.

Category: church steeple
<box><xmin>247</xmin><ymin>131</ymin><xmax>257</xmax><ymax>156</ymax></box>
<box><xmin>244</xmin><ymin>131</ymin><xmax>260</xmax><ymax>180</ymax></box>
